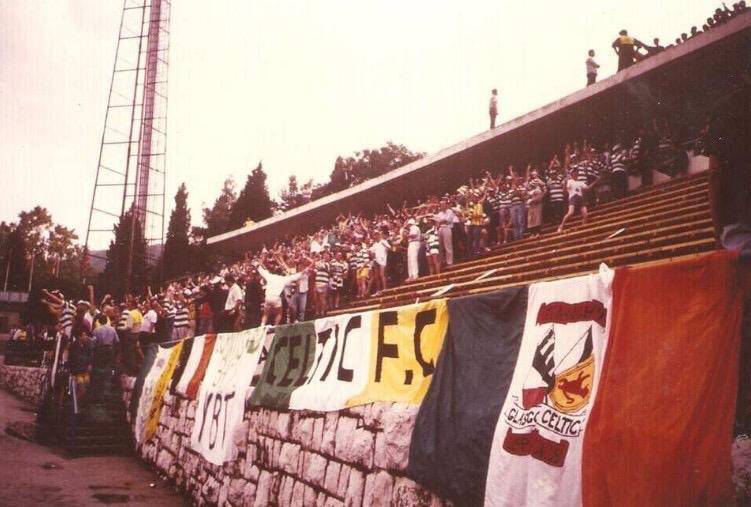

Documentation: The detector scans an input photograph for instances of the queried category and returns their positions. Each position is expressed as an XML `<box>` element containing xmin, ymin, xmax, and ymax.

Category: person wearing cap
<box><xmin>404</xmin><ymin>218</ymin><xmax>422</xmax><ymax>281</ymax></box>
<box><xmin>612</xmin><ymin>29</ymin><xmax>644</xmax><ymax>71</ymax></box>
<box><xmin>489</xmin><ymin>89</ymin><xmax>499</xmax><ymax>129</ymax></box>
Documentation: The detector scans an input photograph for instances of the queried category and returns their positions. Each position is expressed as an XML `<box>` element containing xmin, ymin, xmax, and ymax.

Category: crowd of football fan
<box><xmin>24</xmin><ymin>112</ymin><xmax>702</xmax><ymax>388</ymax></box>
<box><xmin>20</xmin><ymin>3</ymin><xmax>747</xmax><ymax>387</ymax></box>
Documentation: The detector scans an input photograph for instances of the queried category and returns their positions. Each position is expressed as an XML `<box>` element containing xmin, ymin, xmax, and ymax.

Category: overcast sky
<box><xmin>0</xmin><ymin>0</ymin><xmax>720</xmax><ymax>248</ymax></box>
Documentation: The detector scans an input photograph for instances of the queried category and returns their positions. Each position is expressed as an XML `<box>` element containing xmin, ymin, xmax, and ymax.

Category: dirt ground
<box><xmin>0</xmin><ymin>387</ymin><xmax>188</xmax><ymax>506</ymax></box>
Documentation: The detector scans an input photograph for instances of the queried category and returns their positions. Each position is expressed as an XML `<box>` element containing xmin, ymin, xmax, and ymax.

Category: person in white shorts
<box><xmin>558</xmin><ymin>167</ymin><xmax>596</xmax><ymax>233</ymax></box>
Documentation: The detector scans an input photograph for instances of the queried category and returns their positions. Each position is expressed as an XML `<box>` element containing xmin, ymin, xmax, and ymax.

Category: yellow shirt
<box><xmin>128</xmin><ymin>309</ymin><xmax>143</xmax><ymax>332</ymax></box>
<box><xmin>469</xmin><ymin>203</ymin><xmax>485</xmax><ymax>226</ymax></box>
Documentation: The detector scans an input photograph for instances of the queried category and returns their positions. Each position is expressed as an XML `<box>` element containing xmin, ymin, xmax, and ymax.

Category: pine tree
<box><xmin>99</xmin><ymin>209</ymin><xmax>149</xmax><ymax>298</ymax></box>
<box><xmin>202</xmin><ymin>178</ymin><xmax>237</xmax><ymax>237</ymax></box>
<box><xmin>162</xmin><ymin>183</ymin><xmax>192</xmax><ymax>280</ymax></box>
<box><xmin>0</xmin><ymin>226</ymin><xmax>29</xmax><ymax>291</ymax></box>
<box><xmin>229</xmin><ymin>162</ymin><xmax>274</xmax><ymax>229</ymax></box>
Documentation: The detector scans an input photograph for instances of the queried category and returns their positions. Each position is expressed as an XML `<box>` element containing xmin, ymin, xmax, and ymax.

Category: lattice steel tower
<box><xmin>84</xmin><ymin>0</ymin><xmax>170</xmax><ymax>290</ymax></box>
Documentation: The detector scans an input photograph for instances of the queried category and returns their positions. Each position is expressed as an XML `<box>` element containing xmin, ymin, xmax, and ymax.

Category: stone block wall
<box><xmin>121</xmin><ymin>374</ymin><xmax>751</xmax><ymax>505</ymax></box>
<box><xmin>0</xmin><ymin>364</ymin><xmax>45</xmax><ymax>404</ymax></box>
<box><xmin>121</xmin><ymin>376</ymin><xmax>448</xmax><ymax>506</ymax></box>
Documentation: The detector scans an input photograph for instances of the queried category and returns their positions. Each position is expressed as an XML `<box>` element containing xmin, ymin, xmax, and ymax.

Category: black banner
<box><xmin>407</xmin><ymin>287</ymin><xmax>527</xmax><ymax>507</ymax></box>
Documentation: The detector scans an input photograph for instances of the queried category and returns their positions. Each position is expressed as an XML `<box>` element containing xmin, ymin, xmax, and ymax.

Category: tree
<box><xmin>202</xmin><ymin>177</ymin><xmax>237</xmax><ymax>237</ymax></box>
<box><xmin>0</xmin><ymin>224</ymin><xmax>28</xmax><ymax>291</ymax></box>
<box><xmin>327</xmin><ymin>142</ymin><xmax>424</xmax><ymax>193</ymax></box>
<box><xmin>162</xmin><ymin>183</ymin><xmax>192</xmax><ymax>280</ymax></box>
<box><xmin>229</xmin><ymin>162</ymin><xmax>274</xmax><ymax>229</ymax></box>
<box><xmin>99</xmin><ymin>209</ymin><xmax>149</xmax><ymax>299</ymax></box>
<box><xmin>277</xmin><ymin>175</ymin><xmax>322</xmax><ymax>212</ymax></box>
<box><xmin>275</xmin><ymin>142</ymin><xmax>424</xmax><ymax>213</ymax></box>
<box><xmin>0</xmin><ymin>207</ymin><xmax>82</xmax><ymax>293</ymax></box>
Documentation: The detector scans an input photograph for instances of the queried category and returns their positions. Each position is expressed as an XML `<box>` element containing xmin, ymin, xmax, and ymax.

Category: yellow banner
<box><xmin>348</xmin><ymin>299</ymin><xmax>448</xmax><ymax>406</ymax></box>
<box><xmin>143</xmin><ymin>342</ymin><xmax>183</xmax><ymax>442</ymax></box>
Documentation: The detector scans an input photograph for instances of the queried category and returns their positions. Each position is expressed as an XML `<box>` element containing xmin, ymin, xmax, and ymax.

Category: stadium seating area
<box><xmin>334</xmin><ymin>170</ymin><xmax>713</xmax><ymax>314</ymax></box>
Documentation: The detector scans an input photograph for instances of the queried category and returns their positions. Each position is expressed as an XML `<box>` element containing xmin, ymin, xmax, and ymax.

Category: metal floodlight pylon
<box><xmin>84</xmin><ymin>0</ymin><xmax>170</xmax><ymax>293</ymax></box>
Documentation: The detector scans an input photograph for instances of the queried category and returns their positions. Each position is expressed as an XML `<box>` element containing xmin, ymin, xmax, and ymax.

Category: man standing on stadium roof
<box><xmin>612</xmin><ymin>29</ymin><xmax>644</xmax><ymax>71</ymax></box>
<box><xmin>489</xmin><ymin>89</ymin><xmax>499</xmax><ymax>129</ymax></box>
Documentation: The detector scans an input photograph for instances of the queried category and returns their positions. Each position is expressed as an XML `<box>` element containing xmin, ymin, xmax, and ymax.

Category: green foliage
<box><xmin>327</xmin><ymin>141</ymin><xmax>424</xmax><ymax>193</ymax></box>
<box><xmin>0</xmin><ymin>207</ymin><xmax>82</xmax><ymax>294</ymax></box>
<box><xmin>162</xmin><ymin>183</ymin><xmax>192</xmax><ymax>280</ymax></box>
<box><xmin>229</xmin><ymin>162</ymin><xmax>274</xmax><ymax>229</ymax></box>
<box><xmin>202</xmin><ymin>177</ymin><xmax>237</xmax><ymax>237</ymax></box>
<box><xmin>278</xmin><ymin>175</ymin><xmax>322</xmax><ymax>212</ymax></box>
<box><xmin>277</xmin><ymin>142</ymin><xmax>424</xmax><ymax>212</ymax></box>
<box><xmin>99</xmin><ymin>208</ymin><xmax>150</xmax><ymax>299</ymax></box>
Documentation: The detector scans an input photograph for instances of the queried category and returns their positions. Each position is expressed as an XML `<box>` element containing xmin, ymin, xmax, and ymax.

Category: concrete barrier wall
<box><xmin>121</xmin><ymin>376</ymin><xmax>448</xmax><ymax>506</ymax></box>
<box><xmin>0</xmin><ymin>364</ymin><xmax>45</xmax><ymax>405</ymax></box>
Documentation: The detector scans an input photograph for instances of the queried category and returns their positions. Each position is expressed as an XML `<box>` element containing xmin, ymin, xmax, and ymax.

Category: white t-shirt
<box><xmin>408</xmin><ymin>225</ymin><xmax>421</xmax><ymax>243</ymax></box>
<box><xmin>310</xmin><ymin>239</ymin><xmax>323</xmax><ymax>254</ymax></box>
<box><xmin>567</xmin><ymin>179</ymin><xmax>587</xmax><ymax>199</ymax></box>
<box><xmin>370</xmin><ymin>239</ymin><xmax>391</xmax><ymax>267</ymax></box>
<box><xmin>142</xmin><ymin>309</ymin><xmax>157</xmax><ymax>333</ymax></box>
<box><xmin>258</xmin><ymin>267</ymin><xmax>304</xmax><ymax>301</ymax></box>
<box><xmin>224</xmin><ymin>283</ymin><xmax>244</xmax><ymax>311</ymax></box>
<box><xmin>586</xmin><ymin>56</ymin><xmax>599</xmax><ymax>74</ymax></box>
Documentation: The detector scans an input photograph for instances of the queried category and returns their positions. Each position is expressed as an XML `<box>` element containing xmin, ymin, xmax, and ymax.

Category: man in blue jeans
<box><xmin>510</xmin><ymin>179</ymin><xmax>529</xmax><ymax>241</ymax></box>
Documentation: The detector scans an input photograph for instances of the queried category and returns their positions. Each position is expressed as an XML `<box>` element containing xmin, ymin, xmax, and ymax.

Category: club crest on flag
<box><xmin>502</xmin><ymin>299</ymin><xmax>603</xmax><ymax>468</ymax></box>
<box><xmin>550</xmin><ymin>353</ymin><xmax>593</xmax><ymax>413</ymax></box>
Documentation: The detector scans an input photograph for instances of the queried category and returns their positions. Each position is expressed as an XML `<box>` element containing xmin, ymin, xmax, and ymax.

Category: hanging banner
<box><xmin>169</xmin><ymin>336</ymin><xmax>194</xmax><ymax>394</ymax></box>
<box><xmin>347</xmin><ymin>299</ymin><xmax>449</xmax><ymax>406</ymax></box>
<box><xmin>408</xmin><ymin>288</ymin><xmax>527</xmax><ymax>507</ymax></box>
<box><xmin>190</xmin><ymin>328</ymin><xmax>266</xmax><ymax>465</ymax></box>
<box><xmin>143</xmin><ymin>341</ymin><xmax>183</xmax><ymax>442</ymax></box>
<box><xmin>249</xmin><ymin>315</ymin><xmax>373</xmax><ymax>411</ymax></box>
<box><xmin>289</xmin><ymin>312</ymin><xmax>373</xmax><ymax>411</ymax></box>
<box><xmin>185</xmin><ymin>334</ymin><xmax>218</xmax><ymax>400</ymax></box>
<box><xmin>484</xmin><ymin>267</ymin><xmax>613</xmax><ymax>507</ymax></box>
<box><xmin>583</xmin><ymin>252</ymin><xmax>741</xmax><ymax>505</ymax></box>
<box><xmin>134</xmin><ymin>345</ymin><xmax>174</xmax><ymax>445</ymax></box>
<box><xmin>173</xmin><ymin>334</ymin><xmax>211</xmax><ymax>397</ymax></box>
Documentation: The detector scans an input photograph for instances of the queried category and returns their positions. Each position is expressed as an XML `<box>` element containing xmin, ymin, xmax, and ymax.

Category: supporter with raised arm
<box><xmin>509</xmin><ymin>173</ymin><xmax>529</xmax><ymax>241</ymax></box>
<box><xmin>496</xmin><ymin>177</ymin><xmax>513</xmax><ymax>244</ymax></box>
<box><xmin>545</xmin><ymin>158</ymin><xmax>567</xmax><ymax>225</ymax></box>
<box><xmin>558</xmin><ymin>166</ymin><xmax>596</xmax><ymax>232</ymax></box>
<box><xmin>258</xmin><ymin>256</ymin><xmax>313</xmax><ymax>326</ymax></box>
